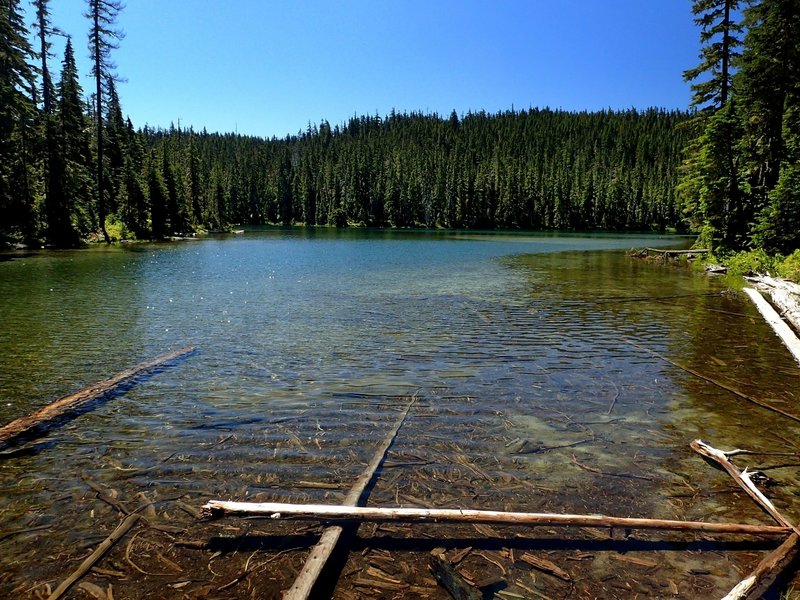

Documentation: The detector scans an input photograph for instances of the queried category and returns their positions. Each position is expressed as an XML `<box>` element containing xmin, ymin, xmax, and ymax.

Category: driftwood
<box><xmin>200</xmin><ymin>501</ymin><xmax>790</xmax><ymax>536</ymax></box>
<box><xmin>282</xmin><ymin>396</ymin><xmax>416</xmax><ymax>600</ymax></box>
<box><xmin>644</xmin><ymin>247</ymin><xmax>709</xmax><ymax>257</ymax></box>
<box><xmin>691</xmin><ymin>440</ymin><xmax>800</xmax><ymax>599</ymax></box>
<box><xmin>0</xmin><ymin>345</ymin><xmax>196</xmax><ymax>449</ymax></box>
<box><xmin>743</xmin><ymin>287</ymin><xmax>800</xmax><ymax>366</ymax></box>
<box><xmin>46</xmin><ymin>512</ymin><xmax>141</xmax><ymax>600</ymax></box>
<box><xmin>627</xmin><ymin>339</ymin><xmax>800</xmax><ymax>424</ymax></box>
<box><xmin>690</xmin><ymin>440</ymin><xmax>798</xmax><ymax>534</ymax></box>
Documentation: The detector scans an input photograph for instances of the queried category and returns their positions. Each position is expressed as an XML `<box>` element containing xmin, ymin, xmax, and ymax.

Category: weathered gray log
<box><xmin>0</xmin><ymin>346</ymin><xmax>196</xmax><ymax>449</ymax></box>
<box><xmin>743</xmin><ymin>287</ymin><xmax>800</xmax><ymax>366</ymax></box>
<box><xmin>282</xmin><ymin>396</ymin><xmax>416</xmax><ymax>600</ymax></box>
<box><xmin>201</xmin><ymin>500</ymin><xmax>790</xmax><ymax>536</ymax></box>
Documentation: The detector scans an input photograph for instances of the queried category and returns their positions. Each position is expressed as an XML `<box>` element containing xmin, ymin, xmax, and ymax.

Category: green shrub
<box><xmin>721</xmin><ymin>249</ymin><xmax>781</xmax><ymax>276</ymax></box>
<box><xmin>777</xmin><ymin>249</ymin><xmax>800</xmax><ymax>283</ymax></box>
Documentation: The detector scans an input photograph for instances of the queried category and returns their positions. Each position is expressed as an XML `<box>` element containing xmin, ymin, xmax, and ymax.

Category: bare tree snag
<box><xmin>0</xmin><ymin>346</ymin><xmax>196</xmax><ymax>449</ymax></box>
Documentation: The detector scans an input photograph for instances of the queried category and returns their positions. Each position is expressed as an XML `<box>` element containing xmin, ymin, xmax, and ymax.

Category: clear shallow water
<box><xmin>1</xmin><ymin>228</ymin><xmax>799</xmax><ymax>598</ymax></box>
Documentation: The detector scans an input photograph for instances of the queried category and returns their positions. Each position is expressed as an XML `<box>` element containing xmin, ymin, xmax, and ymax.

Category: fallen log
<box><xmin>200</xmin><ymin>501</ymin><xmax>790</xmax><ymax>537</ymax></box>
<box><xmin>746</xmin><ymin>275</ymin><xmax>800</xmax><ymax>331</ymax></box>
<box><xmin>644</xmin><ymin>247</ymin><xmax>709</xmax><ymax>257</ymax></box>
<box><xmin>722</xmin><ymin>533</ymin><xmax>800</xmax><ymax>600</ymax></box>
<box><xmin>0</xmin><ymin>346</ymin><xmax>196</xmax><ymax>449</ymax></box>
<box><xmin>282</xmin><ymin>396</ymin><xmax>417</xmax><ymax>600</ymax></box>
<box><xmin>743</xmin><ymin>288</ymin><xmax>800</xmax><ymax>366</ymax></box>
<box><xmin>429</xmin><ymin>550</ymin><xmax>482</xmax><ymax>600</ymax></box>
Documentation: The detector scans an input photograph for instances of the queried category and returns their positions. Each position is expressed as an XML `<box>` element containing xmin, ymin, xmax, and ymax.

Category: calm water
<box><xmin>1</xmin><ymin>228</ymin><xmax>799</xmax><ymax>598</ymax></box>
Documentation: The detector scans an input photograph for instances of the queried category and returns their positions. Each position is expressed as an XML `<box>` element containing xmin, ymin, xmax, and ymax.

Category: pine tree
<box><xmin>743</xmin><ymin>0</ymin><xmax>800</xmax><ymax>253</ymax></box>
<box><xmin>679</xmin><ymin>0</ymin><xmax>745</xmax><ymax>250</ymax></box>
<box><xmin>56</xmin><ymin>37</ymin><xmax>95</xmax><ymax>240</ymax></box>
<box><xmin>86</xmin><ymin>0</ymin><xmax>124</xmax><ymax>243</ymax></box>
<box><xmin>684</xmin><ymin>0</ymin><xmax>743</xmax><ymax>110</ymax></box>
<box><xmin>0</xmin><ymin>0</ymin><xmax>38</xmax><ymax>242</ymax></box>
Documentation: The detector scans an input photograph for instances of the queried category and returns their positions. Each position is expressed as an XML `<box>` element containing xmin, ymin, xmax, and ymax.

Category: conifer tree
<box><xmin>679</xmin><ymin>0</ymin><xmax>745</xmax><ymax>250</ymax></box>
<box><xmin>86</xmin><ymin>0</ymin><xmax>124</xmax><ymax>243</ymax></box>
<box><xmin>56</xmin><ymin>37</ymin><xmax>95</xmax><ymax>240</ymax></box>
<box><xmin>0</xmin><ymin>0</ymin><xmax>38</xmax><ymax>242</ymax></box>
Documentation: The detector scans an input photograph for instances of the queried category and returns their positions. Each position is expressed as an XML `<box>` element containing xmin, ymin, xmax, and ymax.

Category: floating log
<box><xmin>691</xmin><ymin>440</ymin><xmax>800</xmax><ymax>599</ymax></box>
<box><xmin>0</xmin><ymin>346</ymin><xmax>196</xmax><ymax>449</ymax></box>
<box><xmin>201</xmin><ymin>501</ymin><xmax>789</xmax><ymax>537</ymax></box>
<box><xmin>743</xmin><ymin>287</ymin><xmax>800</xmax><ymax>366</ymax></box>
<box><xmin>282</xmin><ymin>396</ymin><xmax>417</xmax><ymax>600</ymax></box>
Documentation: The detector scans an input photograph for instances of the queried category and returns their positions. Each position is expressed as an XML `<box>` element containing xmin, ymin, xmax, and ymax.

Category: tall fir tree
<box><xmin>86</xmin><ymin>0</ymin><xmax>124</xmax><ymax>243</ymax></box>
<box><xmin>679</xmin><ymin>0</ymin><xmax>745</xmax><ymax>250</ymax></box>
<box><xmin>742</xmin><ymin>0</ymin><xmax>800</xmax><ymax>253</ymax></box>
<box><xmin>56</xmin><ymin>37</ymin><xmax>95</xmax><ymax>240</ymax></box>
<box><xmin>0</xmin><ymin>0</ymin><xmax>38</xmax><ymax>242</ymax></box>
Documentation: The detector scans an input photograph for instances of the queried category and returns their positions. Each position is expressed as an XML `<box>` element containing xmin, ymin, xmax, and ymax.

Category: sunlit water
<box><xmin>1</xmin><ymin>228</ymin><xmax>798</xmax><ymax>598</ymax></box>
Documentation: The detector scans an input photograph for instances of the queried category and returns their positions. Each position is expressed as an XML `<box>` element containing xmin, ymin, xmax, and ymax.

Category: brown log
<box><xmin>200</xmin><ymin>500</ymin><xmax>789</xmax><ymax>537</ymax></box>
<box><xmin>282</xmin><ymin>396</ymin><xmax>417</xmax><ymax>600</ymax></box>
<box><xmin>46</xmin><ymin>512</ymin><xmax>141</xmax><ymax>600</ymax></box>
<box><xmin>722</xmin><ymin>533</ymin><xmax>800</xmax><ymax>600</ymax></box>
<box><xmin>0</xmin><ymin>346</ymin><xmax>196</xmax><ymax>449</ymax></box>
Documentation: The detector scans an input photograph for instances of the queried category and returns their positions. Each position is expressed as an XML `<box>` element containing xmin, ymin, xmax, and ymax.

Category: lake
<box><xmin>1</xmin><ymin>228</ymin><xmax>798</xmax><ymax>598</ymax></box>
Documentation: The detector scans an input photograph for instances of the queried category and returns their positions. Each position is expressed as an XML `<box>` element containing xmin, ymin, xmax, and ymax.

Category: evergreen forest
<box><xmin>1</xmin><ymin>0</ymin><xmax>798</xmax><ymax>257</ymax></box>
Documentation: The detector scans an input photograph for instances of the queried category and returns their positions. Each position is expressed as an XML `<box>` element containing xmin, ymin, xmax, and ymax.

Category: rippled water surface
<box><xmin>1</xmin><ymin>228</ymin><xmax>799</xmax><ymax>599</ymax></box>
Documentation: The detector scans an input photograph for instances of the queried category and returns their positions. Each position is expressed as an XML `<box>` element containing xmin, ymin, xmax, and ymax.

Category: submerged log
<box><xmin>201</xmin><ymin>501</ymin><xmax>790</xmax><ymax>536</ymax></box>
<box><xmin>429</xmin><ymin>550</ymin><xmax>482</xmax><ymax>600</ymax></box>
<box><xmin>47</xmin><ymin>512</ymin><xmax>141</xmax><ymax>600</ymax></box>
<box><xmin>722</xmin><ymin>533</ymin><xmax>800</xmax><ymax>600</ymax></box>
<box><xmin>0</xmin><ymin>346</ymin><xmax>196</xmax><ymax>449</ymax></box>
<box><xmin>627</xmin><ymin>339</ymin><xmax>800</xmax><ymax>424</ymax></box>
<box><xmin>282</xmin><ymin>396</ymin><xmax>417</xmax><ymax>600</ymax></box>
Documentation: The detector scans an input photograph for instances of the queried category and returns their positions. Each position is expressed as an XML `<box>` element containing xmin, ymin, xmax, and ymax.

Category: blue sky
<box><xmin>37</xmin><ymin>1</ymin><xmax>700</xmax><ymax>138</ymax></box>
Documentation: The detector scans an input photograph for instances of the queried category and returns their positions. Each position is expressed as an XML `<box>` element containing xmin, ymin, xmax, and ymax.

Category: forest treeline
<box><xmin>1</xmin><ymin>0</ymin><xmax>690</xmax><ymax>247</ymax></box>
<box><xmin>2</xmin><ymin>0</ymin><xmax>798</xmax><ymax>254</ymax></box>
